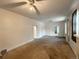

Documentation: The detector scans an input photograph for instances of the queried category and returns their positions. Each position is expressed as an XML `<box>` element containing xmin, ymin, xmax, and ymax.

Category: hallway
<box><xmin>4</xmin><ymin>36</ymin><xmax>76</xmax><ymax>59</ymax></box>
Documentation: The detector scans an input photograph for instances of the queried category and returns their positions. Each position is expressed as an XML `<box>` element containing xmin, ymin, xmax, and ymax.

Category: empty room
<box><xmin>0</xmin><ymin>0</ymin><xmax>79</xmax><ymax>59</ymax></box>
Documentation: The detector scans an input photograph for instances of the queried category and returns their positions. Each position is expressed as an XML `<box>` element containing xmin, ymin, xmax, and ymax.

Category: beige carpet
<box><xmin>3</xmin><ymin>36</ymin><xmax>76</xmax><ymax>59</ymax></box>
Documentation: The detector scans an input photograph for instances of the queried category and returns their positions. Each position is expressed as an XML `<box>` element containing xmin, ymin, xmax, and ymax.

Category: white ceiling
<box><xmin>0</xmin><ymin>0</ymin><xmax>74</xmax><ymax>21</ymax></box>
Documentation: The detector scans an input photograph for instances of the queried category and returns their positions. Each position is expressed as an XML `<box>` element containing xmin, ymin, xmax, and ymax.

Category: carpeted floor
<box><xmin>3</xmin><ymin>36</ymin><xmax>76</xmax><ymax>59</ymax></box>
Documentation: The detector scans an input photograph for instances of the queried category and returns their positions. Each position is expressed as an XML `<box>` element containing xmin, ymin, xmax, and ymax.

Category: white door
<box><xmin>33</xmin><ymin>26</ymin><xmax>37</xmax><ymax>38</ymax></box>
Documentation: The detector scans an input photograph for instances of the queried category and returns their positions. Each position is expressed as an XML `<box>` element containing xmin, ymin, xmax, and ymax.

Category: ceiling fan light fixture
<box><xmin>30</xmin><ymin>7</ymin><xmax>34</xmax><ymax>10</ymax></box>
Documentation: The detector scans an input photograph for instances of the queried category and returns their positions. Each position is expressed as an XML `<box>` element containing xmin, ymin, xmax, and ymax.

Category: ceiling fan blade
<box><xmin>36</xmin><ymin>0</ymin><xmax>44</xmax><ymax>1</ymax></box>
<box><xmin>32</xmin><ymin>0</ymin><xmax>35</xmax><ymax>3</ymax></box>
<box><xmin>32</xmin><ymin>5</ymin><xmax>40</xmax><ymax>15</ymax></box>
<box><xmin>1</xmin><ymin>2</ymin><xmax>27</xmax><ymax>8</ymax></box>
<box><xmin>28</xmin><ymin>0</ymin><xmax>35</xmax><ymax>3</ymax></box>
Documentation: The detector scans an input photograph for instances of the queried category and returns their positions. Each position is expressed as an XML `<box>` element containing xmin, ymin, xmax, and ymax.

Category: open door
<box><xmin>33</xmin><ymin>26</ymin><xmax>37</xmax><ymax>38</ymax></box>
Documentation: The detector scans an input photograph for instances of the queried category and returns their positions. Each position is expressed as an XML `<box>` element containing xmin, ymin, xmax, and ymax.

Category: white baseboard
<box><xmin>7</xmin><ymin>40</ymin><xmax>33</xmax><ymax>52</ymax></box>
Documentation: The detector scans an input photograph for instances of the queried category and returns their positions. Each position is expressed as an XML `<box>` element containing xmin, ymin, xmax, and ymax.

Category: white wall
<box><xmin>43</xmin><ymin>21</ymin><xmax>65</xmax><ymax>36</ymax></box>
<box><xmin>67</xmin><ymin>15</ymin><xmax>79</xmax><ymax>59</ymax></box>
<box><xmin>0</xmin><ymin>8</ymin><xmax>42</xmax><ymax>51</ymax></box>
<box><xmin>67</xmin><ymin>1</ymin><xmax>79</xmax><ymax>59</ymax></box>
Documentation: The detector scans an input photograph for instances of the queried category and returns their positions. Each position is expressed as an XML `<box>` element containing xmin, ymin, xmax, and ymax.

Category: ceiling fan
<box><xmin>1</xmin><ymin>0</ymin><xmax>44</xmax><ymax>15</ymax></box>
